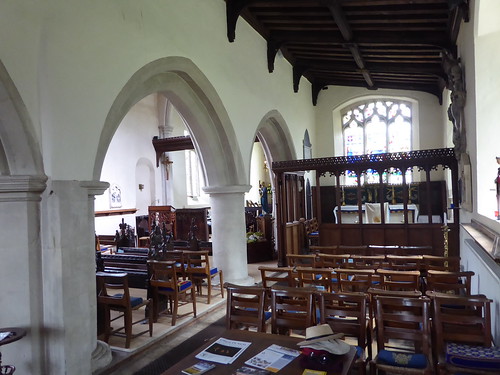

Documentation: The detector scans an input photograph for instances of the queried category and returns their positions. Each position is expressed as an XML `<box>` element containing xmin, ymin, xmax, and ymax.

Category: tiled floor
<box><xmin>94</xmin><ymin>259</ymin><xmax>275</xmax><ymax>375</ymax></box>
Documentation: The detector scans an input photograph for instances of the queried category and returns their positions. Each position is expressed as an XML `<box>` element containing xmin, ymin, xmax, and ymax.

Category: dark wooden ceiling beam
<box><xmin>270</xmin><ymin>30</ymin><xmax>452</xmax><ymax>48</ymax></box>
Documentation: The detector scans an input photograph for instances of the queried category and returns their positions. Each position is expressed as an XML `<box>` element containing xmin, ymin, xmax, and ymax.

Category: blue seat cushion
<box><xmin>446</xmin><ymin>343</ymin><xmax>500</xmax><ymax>370</ymax></box>
<box><xmin>159</xmin><ymin>280</ymin><xmax>192</xmax><ymax>292</ymax></box>
<box><xmin>192</xmin><ymin>267</ymin><xmax>218</xmax><ymax>277</ymax></box>
<box><xmin>377</xmin><ymin>349</ymin><xmax>427</xmax><ymax>369</ymax></box>
<box><xmin>355</xmin><ymin>346</ymin><xmax>364</xmax><ymax>358</ymax></box>
<box><xmin>112</xmin><ymin>294</ymin><xmax>144</xmax><ymax>308</ymax></box>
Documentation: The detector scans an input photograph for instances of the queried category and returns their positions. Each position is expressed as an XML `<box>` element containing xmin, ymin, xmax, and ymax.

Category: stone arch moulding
<box><xmin>0</xmin><ymin>60</ymin><xmax>44</xmax><ymax>176</ymax></box>
<box><xmin>95</xmin><ymin>56</ymin><xmax>246</xmax><ymax>189</ymax></box>
<box><xmin>255</xmin><ymin>110</ymin><xmax>296</xmax><ymax>172</ymax></box>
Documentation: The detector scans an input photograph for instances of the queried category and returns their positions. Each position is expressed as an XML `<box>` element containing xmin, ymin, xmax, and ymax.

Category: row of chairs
<box><xmin>224</xmin><ymin>283</ymin><xmax>497</xmax><ymax>374</ymax></box>
<box><xmin>287</xmin><ymin>253</ymin><xmax>461</xmax><ymax>273</ymax></box>
<box><xmin>96</xmin><ymin>250</ymin><xmax>223</xmax><ymax>348</ymax></box>
<box><xmin>259</xmin><ymin>264</ymin><xmax>474</xmax><ymax>296</ymax></box>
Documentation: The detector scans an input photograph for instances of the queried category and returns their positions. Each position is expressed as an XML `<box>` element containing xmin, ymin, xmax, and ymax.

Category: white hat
<box><xmin>297</xmin><ymin>324</ymin><xmax>351</xmax><ymax>355</ymax></box>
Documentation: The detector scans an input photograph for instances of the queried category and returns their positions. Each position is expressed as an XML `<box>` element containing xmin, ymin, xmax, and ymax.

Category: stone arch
<box><xmin>0</xmin><ymin>60</ymin><xmax>44</xmax><ymax>176</ymax></box>
<box><xmin>255</xmin><ymin>110</ymin><xmax>296</xmax><ymax>169</ymax></box>
<box><xmin>94</xmin><ymin>57</ymin><xmax>245</xmax><ymax>189</ymax></box>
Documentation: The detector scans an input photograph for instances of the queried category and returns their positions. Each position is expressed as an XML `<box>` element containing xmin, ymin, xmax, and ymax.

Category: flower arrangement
<box><xmin>246</xmin><ymin>231</ymin><xmax>265</xmax><ymax>243</ymax></box>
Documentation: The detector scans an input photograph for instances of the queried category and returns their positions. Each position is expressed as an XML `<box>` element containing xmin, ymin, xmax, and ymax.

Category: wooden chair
<box><xmin>370</xmin><ymin>296</ymin><xmax>434</xmax><ymax>375</ymax></box>
<box><xmin>431</xmin><ymin>294</ymin><xmax>498</xmax><ymax>374</ymax></box>
<box><xmin>315</xmin><ymin>253</ymin><xmax>350</xmax><ymax>269</ymax></box>
<box><xmin>224</xmin><ymin>283</ymin><xmax>269</xmax><ymax>332</ymax></box>
<box><xmin>348</xmin><ymin>255</ymin><xmax>386</xmax><ymax>270</ymax></box>
<box><xmin>183</xmin><ymin>250</ymin><xmax>223</xmax><ymax>304</ymax></box>
<box><xmin>366</xmin><ymin>287</ymin><xmax>423</xmax><ymax>323</ymax></box>
<box><xmin>422</xmin><ymin>255</ymin><xmax>461</xmax><ymax>273</ymax></box>
<box><xmin>148</xmin><ymin>260</ymin><xmax>196</xmax><ymax>325</ymax></box>
<box><xmin>269</xmin><ymin>287</ymin><xmax>315</xmax><ymax>336</ymax></box>
<box><xmin>386</xmin><ymin>255</ymin><xmax>424</xmax><ymax>271</ymax></box>
<box><xmin>258</xmin><ymin>266</ymin><xmax>295</xmax><ymax>288</ymax></box>
<box><xmin>296</xmin><ymin>267</ymin><xmax>335</xmax><ymax>292</ymax></box>
<box><xmin>96</xmin><ymin>272</ymin><xmax>153</xmax><ymax>348</ymax></box>
<box><xmin>318</xmin><ymin>291</ymin><xmax>372</xmax><ymax>374</ymax></box>
<box><xmin>335</xmin><ymin>268</ymin><xmax>376</xmax><ymax>293</ymax></box>
<box><xmin>286</xmin><ymin>253</ymin><xmax>317</xmax><ymax>268</ymax></box>
<box><xmin>377</xmin><ymin>269</ymin><xmax>421</xmax><ymax>292</ymax></box>
<box><xmin>424</xmin><ymin>270</ymin><xmax>474</xmax><ymax>296</ymax></box>
<box><xmin>164</xmin><ymin>250</ymin><xmax>187</xmax><ymax>279</ymax></box>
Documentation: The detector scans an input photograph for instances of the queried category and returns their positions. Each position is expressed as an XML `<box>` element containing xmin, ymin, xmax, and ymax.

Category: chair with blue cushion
<box><xmin>183</xmin><ymin>250</ymin><xmax>223</xmax><ymax>304</ymax></box>
<box><xmin>148</xmin><ymin>260</ymin><xmax>196</xmax><ymax>325</ymax></box>
<box><xmin>224</xmin><ymin>283</ymin><xmax>270</xmax><ymax>332</ymax></box>
<box><xmin>96</xmin><ymin>271</ymin><xmax>153</xmax><ymax>348</ymax></box>
<box><xmin>296</xmin><ymin>267</ymin><xmax>336</xmax><ymax>292</ymax></box>
<box><xmin>431</xmin><ymin>294</ymin><xmax>499</xmax><ymax>374</ymax></box>
<box><xmin>370</xmin><ymin>296</ymin><xmax>433</xmax><ymax>375</ymax></box>
<box><xmin>270</xmin><ymin>286</ymin><xmax>315</xmax><ymax>336</ymax></box>
<box><xmin>318</xmin><ymin>291</ymin><xmax>372</xmax><ymax>375</ymax></box>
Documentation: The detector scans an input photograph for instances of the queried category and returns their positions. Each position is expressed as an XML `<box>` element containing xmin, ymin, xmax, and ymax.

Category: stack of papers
<box><xmin>245</xmin><ymin>344</ymin><xmax>300</xmax><ymax>373</ymax></box>
<box><xmin>196</xmin><ymin>337</ymin><xmax>251</xmax><ymax>364</ymax></box>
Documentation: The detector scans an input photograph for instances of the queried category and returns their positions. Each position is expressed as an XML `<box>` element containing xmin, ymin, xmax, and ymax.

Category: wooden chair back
<box><xmin>386</xmin><ymin>255</ymin><xmax>423</xmax><ymax>271</ymax></box>
<box><xmin>164</xmin><ymin>250</ymin><xmax>187</xmax><ymax>279</ymax></box>
<box><xmin>183</xmin><ymin>250</ymin><xmax>224</xmax><ymax>304</ymax></box>
<box><xmin>224</xmin><ymin>283</ymin><xmax>268</xmax><ymax>332</ymax></box>
<box><xmin>366</xmin><ymin>287</ymin><xmax>423</xmax><ymax>322</ymax></box>
<box><xmin>370</xmin><ymin>296</ymin><xmax>433</xmax><ymax>374</ymax></box>
<box><xmin>270</xmin><ymin>287</ymin><xmax>315</xmax><ymax>335</ymax></box>
<box><xmin>315</xmin><ymin>253</ymin><xmax>350</xmax><ymax>269</ymax></box>
<box><xmin>318</xmin><ymin>291</ymin><xmax>372</xmax><ymax>367</ymax></box>
<box><xmin>425</xmin><ymin>269</ymin><xmax>474</xmax><ymax>296</ymax></box>
<box><xmin>377</xmin><ymin>269</ymin><xmax>421</xmax><ymax>292</ymax></box>
<box><xmin>348</xmin><ymin>255</ymin><xmax>386</xmax><ymax>270</ymax></box>
<box><xmin>431</xmin><ymin>294</ymin><xmax>494</xmax><ymax>374</ymax></box>
<box><xmin>422</xmin><ymin>255</ymin><xmax>461</xmax><ymax>272</ymax></box>
<box><xmin>286</xmin><ymin>253</ymin><xmax>316</xmax><ymax>268</ymax></box>
<box><xmin>334</xmin><ymin>268</ymin><xmax>375</xmax><ymax>292</ymax></box>
<box><xmin>258</xmin><ymin>266</ymin><xmax>295</xmax><ymax>288</ymax></box>
<box><xmin>296</xmin><ymin>267</ymin><xmax>334</xmax><ymax>292</ymax></box>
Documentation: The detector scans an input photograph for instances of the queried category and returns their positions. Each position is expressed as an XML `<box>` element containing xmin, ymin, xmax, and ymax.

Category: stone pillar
<box><xmin>40</xmin><ymin>179</ymin><xmax>108</xmax><ymax>374</ymax></box>
<box><xmin>0</xmin><ymin>175</ymin><xmax>47</xmax><ymax>374</ymax></box>
<box><xmin>205</xmin><ymin>185</ymin><xmax>254</xmax><ymax>285</ymax></box>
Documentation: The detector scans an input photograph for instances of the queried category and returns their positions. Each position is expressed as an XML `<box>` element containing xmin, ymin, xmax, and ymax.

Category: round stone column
<box><xmin>204</xmin><ymin>185</ymin><xmax>254</xmax><ymax>285</ymax></box>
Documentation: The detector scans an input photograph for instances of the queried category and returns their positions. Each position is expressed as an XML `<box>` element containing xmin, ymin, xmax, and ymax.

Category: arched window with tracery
<box><xmin>342</xmin><ymin>100</ymin><xmax>412</xmax><ymax>185</ymax></box>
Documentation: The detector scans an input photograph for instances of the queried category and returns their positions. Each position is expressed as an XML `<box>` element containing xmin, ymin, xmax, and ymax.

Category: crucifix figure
<box><xmin>162</xmin><ymin>155</ymin><xmax>173</xmax><ymax>180</ymax></box>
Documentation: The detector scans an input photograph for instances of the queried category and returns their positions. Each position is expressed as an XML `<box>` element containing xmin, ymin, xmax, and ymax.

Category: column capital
<box><xmin>0</xmin><ymin>174</ymin><xmax>47</xmax><ymax>201</ymax></box>
<box><xmin>203</xmin><ymin>184</ymin><xmax>251</xmax><ymax>195</ymax></box>
<box><xmin>79</xmin><ymin>181</ymin><xmax>110</xmax><ymax>196</ymax></box>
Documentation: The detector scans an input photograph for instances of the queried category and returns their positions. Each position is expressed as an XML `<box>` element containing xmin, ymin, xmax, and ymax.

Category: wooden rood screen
<box><xmin>272</xmin><ymin>148</ymin><xmax>459</xmax><ymax>266</ymax></box>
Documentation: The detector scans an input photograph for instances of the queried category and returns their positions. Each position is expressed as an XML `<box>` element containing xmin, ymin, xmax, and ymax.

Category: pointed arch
<box><xmin>0</xmin><ymin>60</ymin><xmax>44</xmax><ymax>176</ymax></box>
<box><xmin>94</xmin><ymin>57</ymin><xmax>246</xmax><ymax>189</ymax></box>
<box><xmin>255</xmin><ymin>110</ymin><xmax>296</xmax><ymax>168</ymax></box>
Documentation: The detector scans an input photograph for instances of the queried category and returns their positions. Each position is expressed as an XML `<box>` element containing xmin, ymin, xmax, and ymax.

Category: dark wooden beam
<box><xmin>152</xmin><ymin>136</ymin><xmax>194</xmax><ymax>167</ymax></box>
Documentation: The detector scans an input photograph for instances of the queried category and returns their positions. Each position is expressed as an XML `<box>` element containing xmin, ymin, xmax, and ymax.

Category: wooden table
<box><xmin>164</xmin><ymin>329</ymin><xmax>356</xmax><ymax>374</ymax></box>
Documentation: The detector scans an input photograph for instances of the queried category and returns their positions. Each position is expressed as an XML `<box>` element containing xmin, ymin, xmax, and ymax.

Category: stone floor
<box><xmin>94</xmin><ymin>259</ymin><xmax>274</xmax><ymax>375</ymax></box>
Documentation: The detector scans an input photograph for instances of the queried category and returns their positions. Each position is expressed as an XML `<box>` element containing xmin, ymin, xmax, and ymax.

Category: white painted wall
<box><xmin>94</xmin><ymin>94</ymin><xmax>160</xmax><ymax>235</ymax></box>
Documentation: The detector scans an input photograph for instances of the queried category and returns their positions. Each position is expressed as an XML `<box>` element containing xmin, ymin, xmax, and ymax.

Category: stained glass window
<box><xmin>342</xmin><ymin>100</ymin><xmax>412</xmax><ymax>185</ymax></box>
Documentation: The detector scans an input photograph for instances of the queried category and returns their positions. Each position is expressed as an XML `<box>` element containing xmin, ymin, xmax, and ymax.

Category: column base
<box><xmin>91</xmin><ymin>340</ymin><xmax>112</xmax><ymax>372</ymax></box>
